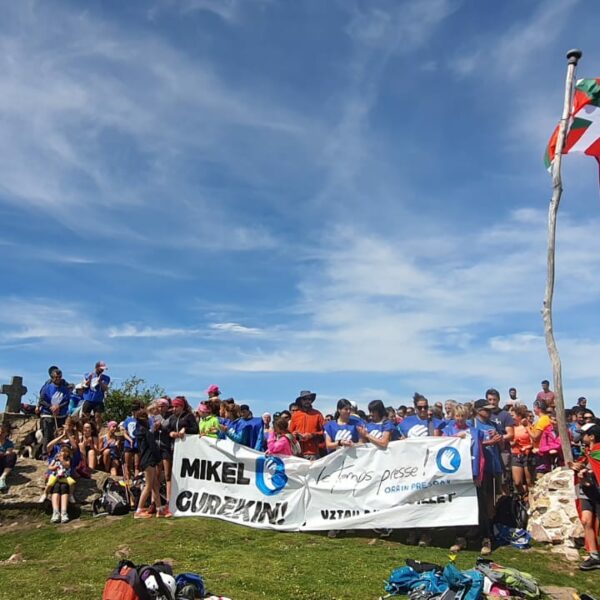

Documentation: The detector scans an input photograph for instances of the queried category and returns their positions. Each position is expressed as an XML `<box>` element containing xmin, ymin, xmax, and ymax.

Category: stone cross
<box><xmin>1</xmin><ymin>376</ymin><xmax>28</xmax><ymax>413</ymax></box>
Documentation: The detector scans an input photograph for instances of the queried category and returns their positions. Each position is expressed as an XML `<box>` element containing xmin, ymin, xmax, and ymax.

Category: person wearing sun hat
<box><xmin>289</xmin><ymin>390</ymin><xmax>324</xmax><ymax>460</ymax></box>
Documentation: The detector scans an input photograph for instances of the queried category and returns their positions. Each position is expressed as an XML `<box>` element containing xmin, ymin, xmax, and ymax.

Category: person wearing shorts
<box><xmin>82</xmin><ymin>361</ymin><xmax>110</xmax><ymax>431</ymax></box>
<box><xmin>510</xmin><ymin>405</ymin><xmax>535</xmax><ymax>498</ymax></box>
<box><xmin>571</xmin><ymin>423</ymin><xmax>600</xmax><ymax>571</ymax></box>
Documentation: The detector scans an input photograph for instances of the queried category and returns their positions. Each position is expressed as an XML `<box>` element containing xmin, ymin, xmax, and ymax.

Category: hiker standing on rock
<box><xmin>38</xmin><ymin>368</ymin><xmax>70</xmax><ymax>458</ymax></box>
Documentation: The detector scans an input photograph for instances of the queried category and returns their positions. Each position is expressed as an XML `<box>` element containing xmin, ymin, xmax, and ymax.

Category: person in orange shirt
<box><xmin>510</xmin><ymin>405</ymin><xmax>534</xmax><ymax>498</ymax></box>
<box><xmin>289</xmin><ymin>390</ymin><xmax>325</xmax><ymax>460</ymax></box>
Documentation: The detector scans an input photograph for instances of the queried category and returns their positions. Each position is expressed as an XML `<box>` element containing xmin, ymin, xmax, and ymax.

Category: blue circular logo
<box><xmin>436</xmin><ymin>446</ymin><xmax>461</xmax><ymax>474</ymax></box>
<box><xmin>255</xmin><ymin>456</ymin><xmax>288</xmax><ymax>496</ymax></box>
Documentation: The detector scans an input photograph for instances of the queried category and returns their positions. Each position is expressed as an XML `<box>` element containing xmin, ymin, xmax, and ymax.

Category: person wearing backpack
<box><xmin>266</xmin><ymin>417</ymin><xmax>301</xmax><ymax>456</ymax></box>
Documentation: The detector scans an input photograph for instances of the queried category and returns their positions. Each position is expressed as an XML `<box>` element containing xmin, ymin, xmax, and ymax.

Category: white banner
<box><xmin>171</xmin><ymin>436</ymin><xmax>478</xmax><ymax>531</ymax></box>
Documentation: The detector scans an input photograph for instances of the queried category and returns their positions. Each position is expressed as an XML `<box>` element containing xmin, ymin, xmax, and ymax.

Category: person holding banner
<box><xmin>167</xmin><ymin>397</ymin><xmax>199</xmax><ymax>442</ymax></box>
<box><xmin>397</xmin><ymin>393</ymin><xmax>442</xmax><ymax>438</ymax></box>
<box><xmin>289</xmin><ymin>390</ymin><xmax>325</xmax><ymax>460</ymax></box>
<box><xmin>198</xmin><ymin>400</ymin><xmax>221</xmax><ymax>439</ymax></box>
<box><xmin>324</xmin><ymin>399</ymin><xmax>365</xmax><ymax>453</ymax></box>
<box><xmin>323</xmin><ymin>398</ymin><xmax>366</xmax><ymax>538</ymax></box>
<box><xmin>358</xmin><ymin>399</ymin><xmax>397</xmax><ymax>449</ymax></box>
<box><xmin>443</xmin><ymin>403</ymin><xmax>485</xmax><ymax>553</ymax></box>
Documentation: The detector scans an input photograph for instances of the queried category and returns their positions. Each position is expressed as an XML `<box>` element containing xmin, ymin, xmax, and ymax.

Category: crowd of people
<box><xmin>2</xmin><ymin>365</ymin><xmax>600</xmax><ymax>571</ymax></box>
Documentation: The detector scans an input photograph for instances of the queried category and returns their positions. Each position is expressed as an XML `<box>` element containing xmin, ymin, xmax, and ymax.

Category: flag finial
<box><xmin>566</xmin><ymin>49</ymin><xmax>582</xmax><ymax>65</ymax></box>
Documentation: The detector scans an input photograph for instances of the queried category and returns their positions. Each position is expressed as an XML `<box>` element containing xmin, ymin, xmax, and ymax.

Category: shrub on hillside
<box><xmin>103</xmin><ymin>376</ymin><xmax>165</xmax><ymax>423</ymax></box>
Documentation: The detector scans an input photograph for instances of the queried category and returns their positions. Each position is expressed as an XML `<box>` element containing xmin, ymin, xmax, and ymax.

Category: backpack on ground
<box><xmin>384</xmin><ymin>566</ymin><xmax>421</xmax><ymax>595</ymax></box>
<box><xmin>494</xmin><ymin>494</ymin><xmax>528</xmax><ymax>529</ymax></box>
<box><xmin>476</xmin><ymin>560</ymin><xmax>541</xmax><ymax>599</ymax></box>
<box><xmin>102</xmin><ymin>560</ymin><xmax>153</xmax><ymax>600</ymax></box>
<box><xmin>493</xmin><ymin>523</ymin><xmax>532</xmax><ymax>549</ymax></box>
<box><xmin>175</xmin><ymin>573</ymin><xmax>205</xmax><ymax>599</ymax></box>
<box><xmin>93</xmin><ymin>478</ymin><xmax>130</xmax><ymax>516</ymax></box>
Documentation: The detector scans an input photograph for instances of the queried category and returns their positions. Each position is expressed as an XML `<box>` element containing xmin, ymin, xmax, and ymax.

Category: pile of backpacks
<box><xmin>102</xmin><ymin>560</ymin><xmax>231</xmax><ymax>600</ymax></box>
<box><xmin>381</xmin><ymin>558</ymin><xmax>542</xmax><ymax>600</ymax></box>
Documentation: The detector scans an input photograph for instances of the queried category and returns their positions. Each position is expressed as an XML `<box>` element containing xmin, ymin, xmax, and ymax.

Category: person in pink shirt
<box><xmin>266</xmin><ymin>417</ymin><xmax>301</xmax><ymax>456</ymax></box>
<box><xmin>536</xmin><ymin>380</ymin><xmax>556</xmax><ymax>409</ymax></box>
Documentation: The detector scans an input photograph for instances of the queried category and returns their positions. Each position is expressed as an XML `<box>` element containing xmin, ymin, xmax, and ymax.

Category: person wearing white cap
<box><xmin>82</xmin><ymin>361</ymin><xmax>110</xmax><ymax>431</ymax></box>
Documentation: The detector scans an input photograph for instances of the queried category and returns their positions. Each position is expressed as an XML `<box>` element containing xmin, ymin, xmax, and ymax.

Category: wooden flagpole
<box><xmin>543</xmin><ymin>49</ymin><xmax>582</xmax><ymax>465</ymax></box>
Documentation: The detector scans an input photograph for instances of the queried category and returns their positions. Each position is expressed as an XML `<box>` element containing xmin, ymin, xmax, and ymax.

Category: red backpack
<box><xmin>102</xmin><ymin>561</ymin><xmax>153</xmax><ymax>600</ymax></box>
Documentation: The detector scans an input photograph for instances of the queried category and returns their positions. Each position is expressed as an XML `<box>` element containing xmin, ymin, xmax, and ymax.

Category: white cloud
<box><xmin>0</xmin><ymin>298</ymin><xmax>97</xmax><ymax>343</ymax></box>
<box><xmin>210</xmin><ymin>322</ymin><xmax>263</xmax><ymax>335</ymax></box>
<box><xmin>0</xmin><ymin>2</ymin><xmax>316</xmax><ymax>247</ymax></box>
<box><xmin>107</xmin><ymin>324</ymin><xmax>203</xmax><ymax>338</ymax></box>
<box><xmin>220</xmin><ymin>206</ymin><xmax>600</xmax><ymax>394</ymax></box>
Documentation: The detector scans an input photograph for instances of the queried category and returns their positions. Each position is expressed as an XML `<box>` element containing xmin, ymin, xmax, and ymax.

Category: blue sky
<box><xmin>1</xmin><ymin>0</ymin><xmax>600</xmax><ymax>415</ymax></box>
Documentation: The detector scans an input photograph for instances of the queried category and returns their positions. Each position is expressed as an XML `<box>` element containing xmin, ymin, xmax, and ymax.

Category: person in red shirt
<box><xmin>289</xmin><ymin>390</ymin><xmax>325</xmax><ymax>460</ymax></box>
<box><xmin>536</xmin><ymin>380</ymin><xmax>556</xmax><ymax>409</ymax></box>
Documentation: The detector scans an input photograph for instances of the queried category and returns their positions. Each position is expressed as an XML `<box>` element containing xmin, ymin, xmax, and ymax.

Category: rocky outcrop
<box><xmin>527</xmin><ymin>467</ymin><xmax>584</xmax><ymax>560</ymax></box>
<box><xmin>0</xmin><ymin>456</ymin><xmax>109</xmax><ymax>511</ymax></box>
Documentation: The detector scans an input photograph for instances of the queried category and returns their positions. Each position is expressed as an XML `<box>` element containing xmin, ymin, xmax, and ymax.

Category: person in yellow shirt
<box><xmin>530</xmin><ymin>399</ymin><xmax>552</xmax><ymax>447</ymax></box>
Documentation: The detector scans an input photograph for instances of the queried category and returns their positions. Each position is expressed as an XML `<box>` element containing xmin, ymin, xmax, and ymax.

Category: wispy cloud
<box><xmin>107</xmin><ymin>324</ymin><xmax>203</xmax><ymax>338</ymax></box>
<box><xmin>449</xmin><ymin>0</ymin><xmax>580</xmax><ymax>78</ymax></box>
<box><xmin>210</xmin><ymin>323</ymin><xmax>264</xmax><ymax>335</ymax></box>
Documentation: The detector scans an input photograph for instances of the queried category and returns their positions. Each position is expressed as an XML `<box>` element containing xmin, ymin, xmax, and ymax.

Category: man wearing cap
<box><xmin>536</xmin><ymin>380</ymin><xmax>555</xmax><ymax>409</ymax></box>
<box><xmin>289</xmin><ymin>391</ymin><xmax>325</xmax><ymax>460</ymax></box>
<box><xmin>205</xmin><ymin>385</ymin><xmax>221</xmax><ymax>399</ymax></box>
<box><xmin>486</xmin><ymin>388</ymin><xmax>514</xmax><ymax>492</ymax></box>
<box><xmin>82</xmin><ymin>361</ymin><xmax>110</xmax><ymax>431</ymax></box>
<box><xmin>571</xmin><ymin>423</ymin><xmax>600</xmax><ymax>570</ymax></box>
<box><xmin>473</xmin><ymin>398</ymin><xmax>504</xmax><ymax>556</ymax></box>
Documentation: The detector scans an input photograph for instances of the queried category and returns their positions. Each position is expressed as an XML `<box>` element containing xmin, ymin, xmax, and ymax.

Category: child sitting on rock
<box><xmin>41</xmin><ymin>445</ymin><xmax>76</xmax><ymax>511</ymax></box>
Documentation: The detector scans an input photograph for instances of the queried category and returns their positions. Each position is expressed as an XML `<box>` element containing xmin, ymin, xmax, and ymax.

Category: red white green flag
<box><xmin>545</xmin><ymin>78</ymin><xmax>600</xmax><ymax>170</ymax></box>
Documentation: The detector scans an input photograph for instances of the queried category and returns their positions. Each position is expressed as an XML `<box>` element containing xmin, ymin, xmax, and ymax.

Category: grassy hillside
<box><xmin>0</xmin><ymin>510</ymin><xmax>596</xmax><ymax>599</ymax></box>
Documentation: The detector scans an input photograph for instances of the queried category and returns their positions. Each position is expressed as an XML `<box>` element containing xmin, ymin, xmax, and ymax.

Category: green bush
<box><xmin>103</xmin><ymin>375</ymin><xmax>165</xmax><ymax>423</ymax></box>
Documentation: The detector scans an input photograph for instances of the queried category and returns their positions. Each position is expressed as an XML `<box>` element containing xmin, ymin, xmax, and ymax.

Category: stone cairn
<box><xmin>528</xmin><ymin>466</ymin><xmax>584</xmax><ymax>561</ymax></box>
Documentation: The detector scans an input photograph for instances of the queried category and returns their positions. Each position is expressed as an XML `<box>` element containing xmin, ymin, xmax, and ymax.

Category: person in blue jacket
<box><xmin>239</xmin><ymin>404</ymin><xmax>265</xmax><ymax>451</ymax></box>
<box><xmin>38</xmin><ymin>368</ymin><xmax>70</xmax><ymax>458</ymax></box>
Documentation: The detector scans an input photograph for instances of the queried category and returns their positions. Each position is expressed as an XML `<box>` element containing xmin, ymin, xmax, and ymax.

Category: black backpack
<box><xmin>494</xmin><ymin>494</ymin><xmax>528</xmax><ymax>529</ymax></box>
<box><xmin>93</xmin><ymin>478</ymin><xmax>130</xmax><ymax>516</ymax></box>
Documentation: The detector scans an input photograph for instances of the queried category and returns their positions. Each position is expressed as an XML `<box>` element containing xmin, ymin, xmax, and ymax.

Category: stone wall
<box><xmin>528</xmin><ymin>467</ymin><xmax>584</xmax><ymax>560</ymax></box>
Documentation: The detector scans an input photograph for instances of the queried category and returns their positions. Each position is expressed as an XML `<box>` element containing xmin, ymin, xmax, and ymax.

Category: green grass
<box><xmin>0</xmin><ymin>511</ymin><xmax>598</xmax><ymax>599</ymax></box>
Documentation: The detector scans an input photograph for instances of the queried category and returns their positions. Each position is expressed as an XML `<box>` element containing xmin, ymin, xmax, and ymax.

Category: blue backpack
<box><xmin>493</xmin><ymin>523</ymin><xmax>532</xmax><ymax>549</ymax></box>
<box><xmin>442</xmin><ymin>563</ymin><xmax>484</xmax><ymax>600</ymax></box>
<box><xmin>175</xmin><ymin>573</ymin><xmax>205</xmax><ymax>598</ymax></box>
<box><xmin>384</xmin><ymin>567</ymin><xmax>421</xmax><ymax>595</ymax></box>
